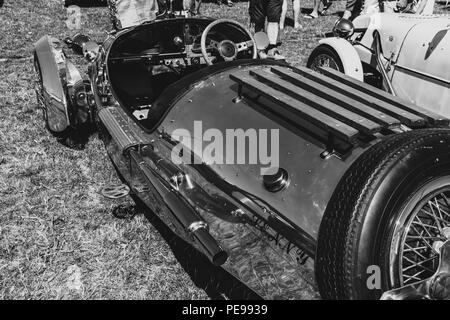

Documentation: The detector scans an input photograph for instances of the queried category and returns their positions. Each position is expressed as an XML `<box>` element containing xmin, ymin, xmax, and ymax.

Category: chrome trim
<box><xmin>395</xmin><ymin>64</ymin><xmax>450</xmax><ymax>87</ymax></box>
<box><xmin>187</xmin><ymin>221</ymin><xmax>208</xmax><ymax>233</ymax></box>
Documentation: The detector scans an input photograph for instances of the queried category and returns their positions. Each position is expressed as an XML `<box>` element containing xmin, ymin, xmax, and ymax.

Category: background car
<box><xmin>308</xmin><ymin>13</ymin><xmax>450</xmax><ymax>118</ymax></box>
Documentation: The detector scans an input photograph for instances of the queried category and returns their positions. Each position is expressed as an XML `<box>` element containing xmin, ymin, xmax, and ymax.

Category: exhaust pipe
<box><xmin>129</xmin><ymin>149</ymin><xmax>228</xmax><ymax>266</ymax></box>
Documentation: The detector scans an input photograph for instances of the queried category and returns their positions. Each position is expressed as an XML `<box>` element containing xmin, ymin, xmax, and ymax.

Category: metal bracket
<box><xmin>232</xmin><ymin>84</ymin><xmax>244</xmax><ymax>103</ymax></box>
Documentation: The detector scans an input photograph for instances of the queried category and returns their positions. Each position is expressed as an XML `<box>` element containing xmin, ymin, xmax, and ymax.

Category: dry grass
<box><xmin>1</xmin><ymin>0</ymin><xmax>448</xmax><ymax>300</ymax></box>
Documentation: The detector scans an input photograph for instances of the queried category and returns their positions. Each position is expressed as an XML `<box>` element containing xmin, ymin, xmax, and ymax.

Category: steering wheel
<box><xmin>200</xmin><ymin>19</ymin><xmax>257</xmax><ymax>65</ymax></box>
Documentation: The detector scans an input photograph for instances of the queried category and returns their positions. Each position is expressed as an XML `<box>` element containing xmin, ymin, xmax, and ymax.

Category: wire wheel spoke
<box><xmin>404</xmin><ymin>269</ymin><xmax>428</xmax><ymax>283</ymax></box>
<box><xmin>403</xmin><ymin>243</ymin><xmax>428</xmax><ymax>260</ymax></box>
<box><xmin>402</xmin><ymin>255</ymin><xmax>438</xmax><ymax>273</ymax></box>
<box><xmin>400</xmin><ymin>190</ymin><xmax>450</xmax><ymax>286</ymax></box>
<box><xmin>313</xmin><ymin>54</ymin><xmax>338</xmax><ymax>71</ymax></box>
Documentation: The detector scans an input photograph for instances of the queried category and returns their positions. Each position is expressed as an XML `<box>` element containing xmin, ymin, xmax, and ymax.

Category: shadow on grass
<box><xmin>52</xmin><ymin>124</ymin><xmax>96</xmax><ymax>150</ymax></box>
<box><xmin>115</xmin><ymin>199</ymin><xmax>261</xmax><ymax>300</ymax></box>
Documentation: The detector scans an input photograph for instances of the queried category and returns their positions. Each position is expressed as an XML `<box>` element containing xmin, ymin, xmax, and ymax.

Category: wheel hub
<box><xmin>435</xmin><ymin>227</ymin><xmax>450</xmax><ymax>253</ymax></box>
<box><xmin>382</xmin><ymin>239</ymin><xmax>450</xmax><ymax>300</ymax></box>
<box><xmin>443</xmin><ymin>227</ymin><xmax>450</xmax><ymax>239</ymax></box>
<box><xmin>218</xmin><ymin>40</ymin><xmax>238</xmax><ymax>61</ymax></box>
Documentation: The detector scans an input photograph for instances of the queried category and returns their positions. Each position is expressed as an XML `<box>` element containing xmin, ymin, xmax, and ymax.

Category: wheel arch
<box><xmin>317</xmin><ymin>38</ymin><xmax>364</xmax><ymax>82</ymax></box>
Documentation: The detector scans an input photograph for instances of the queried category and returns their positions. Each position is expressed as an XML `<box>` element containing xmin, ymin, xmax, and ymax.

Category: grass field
<box><xmin>0</xmin><ymin>0</ymin><xmax>448</xmax><ymax>300</ymax></box>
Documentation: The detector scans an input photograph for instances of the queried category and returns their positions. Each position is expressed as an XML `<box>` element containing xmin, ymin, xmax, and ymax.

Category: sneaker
<box><xmin>294</xmin><ymin>22</ymin><xmax>302</xmax><ymax>30</ymax></box>
<box><xmin>258</xmin><ymin>50</ymin><xmax>268</xmax><ymax>59</ymax></box>
<box><xmin>266</xmin><ymin>48</ymin><xmax>285</xmax><ymax>60</ymax></box>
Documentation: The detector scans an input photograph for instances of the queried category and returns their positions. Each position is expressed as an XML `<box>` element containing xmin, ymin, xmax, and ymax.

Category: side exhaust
<box><xmin>129</xmin><ymin>149</ymin><xmax>228</xmax><ymax>266</ymax></box>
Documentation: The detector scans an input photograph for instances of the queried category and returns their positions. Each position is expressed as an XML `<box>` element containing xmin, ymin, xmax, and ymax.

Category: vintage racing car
<box><xmin>307</xmin><ymin>13</ymin><xmax>450</xmax><ymax>117</ymax></box>
<box><xmin>34</xmin><ymin>2</ymin><xmax>450</xmax><ymax>299</ymax></box>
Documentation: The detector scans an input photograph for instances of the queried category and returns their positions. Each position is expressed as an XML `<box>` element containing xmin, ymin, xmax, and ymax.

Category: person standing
<box><xmin>249</xmin><ymin>0</ymin><xmax>285</xmax><ymax>59</ymax></box>
<box><xmin>280</xmin><ymin>0</ymin><xmax>301</xmax><ymax>30</ymax></box>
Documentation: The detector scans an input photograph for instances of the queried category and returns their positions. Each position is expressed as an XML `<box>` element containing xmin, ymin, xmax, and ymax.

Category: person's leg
<box><xmin>194</xmin><ymin>0</ymin><xmax>202</xmax><ymax>14</ymax></box>
<box><xmin>249</xmin><ymin>0</ymin><xmax>266</xmax><ymax>32</ymax></box>
<box><xmin>266</xmin><ymin>22</ymin><xmax>279</xmax><ymax>45</ymax></box>
<box><xmin>342</xmin><ymin>9</ymin><xmax>352</xmax><ymax>18</ymax></box>
<box><xmin>320</xmin><ymin>0</ymin><xmax>333</xmax><ymax>14</ymax></box>
<box><xmin>266</xmin><ymin>0</ymin><xmax>282</xmax><ymax>44</ymax></box>
<box><xmin>292</xmin><ymin>0</ymin><xmax>301</xmax><ymax>28</ymax></box>
<box><xmin>305</xmin><ymin>0</ymin><xmax>320</xmax><ymax>18</ymax></box>
<box><xmin>343</xmin><ymin>0</ymin><xmax>362</xmax><ymax>19</ymax></box>
<box><xmin>342</xmin><ymin>0</ymin><xmax>354</xmax><ymax>19</ymax></box>
<box><xmin>279</xmin><ymin>0</ymin><xmax>288</xmax><ymax>30</ymax></box>
<box><xmin>266</xmin><ymin>0</ymin><xmax>284</xmax><ymax>59</ymax></box>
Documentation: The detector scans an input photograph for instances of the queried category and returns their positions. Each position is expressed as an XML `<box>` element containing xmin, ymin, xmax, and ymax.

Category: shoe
<box><xmin>266</xmin><ymin>48</ymin><xmax>285</xmax><ymax>60</ymax></box>
<box><xmin>320</xmin><ymin>0</ymin><xmax>333</xmax><ymax>15</ymax></box>
<box><xmin>304</xmin><ymin>12</ymin><xmax>318</xmax><ymax>19</ymax></box>
<box><xmin>258</xmin><ymin>50</ymin><xmax>268</xmax><ymax>59</ymax></box>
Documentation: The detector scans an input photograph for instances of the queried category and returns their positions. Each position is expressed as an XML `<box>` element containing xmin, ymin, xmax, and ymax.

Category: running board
<box><xmin>98</xmin><ymin>106</ymin><xmax>150</xmax><ymax>153</ymax></box>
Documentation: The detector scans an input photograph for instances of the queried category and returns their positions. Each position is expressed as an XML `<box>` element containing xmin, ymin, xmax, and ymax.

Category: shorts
<box><xmin>249</xmin><ymin>0</ymin><xmax>283</xmax><ymax>27</ymax></box>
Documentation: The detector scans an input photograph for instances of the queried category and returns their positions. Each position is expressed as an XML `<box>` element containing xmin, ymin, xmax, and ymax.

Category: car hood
<box><xmin>396</xmin><ymin>16</ymin><xmax>450</xmax><ymax>77</ymax></box>
<box><xmin>392</xmin><ymin>17</ymin><xmax>450</xmax><ymax>113</ymax></box>
<box><xmin>354</xmin><ymin>13</ymin><xmax>450</xmax><ymax>61</ymax></box>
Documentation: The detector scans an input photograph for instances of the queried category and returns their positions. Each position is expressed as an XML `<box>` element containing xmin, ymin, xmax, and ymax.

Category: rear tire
<box><xmin>307</xmin><ymin>44</ymin><xmax>344</xmax><ymax>73</ymax></box>
<box><xmin>316</xmin><ymin>129</ymin><xmax>450</xmax><ymax>299</ymax></box>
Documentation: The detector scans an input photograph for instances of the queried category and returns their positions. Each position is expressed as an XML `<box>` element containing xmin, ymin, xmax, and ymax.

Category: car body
<box><xmin>34</xmin><ymin>4</ymin><xmax>450</xmax><ymax>299</ymax></box>
<box><xmin>308</xmin><ymin>13</ymin><xmax>450</xmax><ymax>117</ymax></box>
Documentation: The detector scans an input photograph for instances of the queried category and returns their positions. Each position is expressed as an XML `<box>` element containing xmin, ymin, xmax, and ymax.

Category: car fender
<box><xmin>34</xmin><ymin>36</ymin><xmax>88</xmax><ymax>132</ymax></box>
<box><xmin>318</xmin><ymin>37</ymin><xmax>364</xmax><ymax>82</ymax></box>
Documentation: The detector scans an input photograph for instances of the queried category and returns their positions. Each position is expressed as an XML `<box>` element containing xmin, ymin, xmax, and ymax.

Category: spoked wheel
<box><xmin>391</xmin><ymin>184</ymin><xmax>450</xmax><ymax>288</ymax></box>
<box><xmin>306</xmin><ymin>44</ymin><xmax>344</xmax><ymax>73</ymax></box>
<box><xmin>316</xmin><ymin>129</ymin><xmax>450</xmax><ymax>300</ymax></box>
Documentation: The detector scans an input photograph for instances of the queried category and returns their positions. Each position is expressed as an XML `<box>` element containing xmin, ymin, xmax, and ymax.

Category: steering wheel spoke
<box><xmin>208</xmin><ymin>38</ymin><xmax>220</xmax><ymax>50</ymax></box>
<box><xmin>236</xmin><ymin>40</ymin><xmax>254</xmax><ymax>53</ymax></box>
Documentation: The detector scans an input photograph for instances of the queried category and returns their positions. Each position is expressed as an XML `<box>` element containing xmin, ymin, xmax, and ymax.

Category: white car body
<box><xmin>318</xmin><ymin>13</ymin><xmax>450</xmax><ymax>117</ymax></box>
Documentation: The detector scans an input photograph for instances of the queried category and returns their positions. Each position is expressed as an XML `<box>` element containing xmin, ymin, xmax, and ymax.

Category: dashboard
<box><xmin>107</xmin><ymin>17</ymin><xmax>253</xmax><ymax>69</ymax></box>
